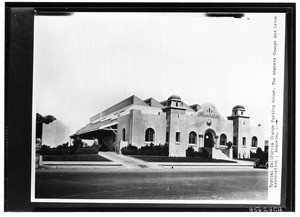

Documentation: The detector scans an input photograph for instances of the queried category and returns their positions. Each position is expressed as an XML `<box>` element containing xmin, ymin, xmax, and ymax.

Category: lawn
<box><xmin>130</xmin><ymin>155</ymin><xmax>236</xmax><ymax>163</ymax></box>
<box><xmin>42</xmin><ymin>154</ymin><xmax>111</xmax><ymax>162</ymax></box>
<box><xmin>238</xmin><ymin>158</ymin><xmax>260</xmax><ymax>162</ymax></box>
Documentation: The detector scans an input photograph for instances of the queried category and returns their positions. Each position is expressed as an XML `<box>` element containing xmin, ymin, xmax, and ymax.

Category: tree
<box><xmin>43</xmin><ymin>115</ymin><xmax>56</xmax><ymax>124</ymax></box>
<box><xmin>36</xmin><ymin>113</ymin><xmax>57</xmax><ymax>139</ymax></box>
<box><xmin>256</xmin><ymin>147</ymin><xmax>264</xmax><ymax>158</ymax></box>
<box><xmin>226</xmin><ymin>141</ymin><xmax>233</xmax><ymax>148</ymax></box>
<box><xmin>72</xmin><ymin>134</ymin><xmax>84</xmax><ymax>149</ymax></box>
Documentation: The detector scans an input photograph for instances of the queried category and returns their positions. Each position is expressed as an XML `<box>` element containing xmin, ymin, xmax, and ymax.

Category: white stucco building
<box><xmin>75</xmin><ymin>95</ymin><xmax>265</xmax><ymax>159</ymax></box>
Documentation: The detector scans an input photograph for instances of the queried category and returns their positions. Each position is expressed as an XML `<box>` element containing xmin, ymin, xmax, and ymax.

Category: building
<box><xmin>75</xmin><ymin>95</ymin><xmax>265</xmax><ymax>159</ymax></box>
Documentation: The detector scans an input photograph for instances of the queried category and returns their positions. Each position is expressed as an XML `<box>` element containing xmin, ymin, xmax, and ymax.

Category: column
<box><xmin>198</xmin><ymin>134</ymin><xmax>203</xmax><ymax>150</ymax></box>
<box><xmin>214</xmin><ymin>135</ymin><xmax>219</xmax><ymax>148</ymax></box>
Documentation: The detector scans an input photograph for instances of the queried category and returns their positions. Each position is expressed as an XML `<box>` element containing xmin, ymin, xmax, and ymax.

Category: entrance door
<box><xmin>204</xmin><ymin>131</ymin><xmax>214</xmax><ymax>148</ymax></box>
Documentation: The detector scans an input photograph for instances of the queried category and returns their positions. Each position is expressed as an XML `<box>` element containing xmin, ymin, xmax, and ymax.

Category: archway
<box><xmin>204</xmin><ymin>131</ymin><xmax>214</xmax><ymax>148</ymax></box>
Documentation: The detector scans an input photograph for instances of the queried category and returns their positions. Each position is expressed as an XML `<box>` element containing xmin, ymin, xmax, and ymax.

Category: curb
<box><xmin>41</xmin><ymin>161</ymin><xmax>123</xmax><ymax>168</ymax></box>
<box><xmin>41</xmin><ymin>165</ymin><xmax>123</xmax><ymax>169</ymax></box>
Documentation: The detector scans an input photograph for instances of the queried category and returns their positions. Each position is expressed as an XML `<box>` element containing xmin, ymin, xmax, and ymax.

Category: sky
<box><xmin>33</xmin><ymin>12</ymin><xmax>285</xmax><ymax>136</ymax></box>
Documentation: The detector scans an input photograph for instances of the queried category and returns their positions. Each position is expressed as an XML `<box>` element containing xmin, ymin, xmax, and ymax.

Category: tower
<box><xmin>162</xmin><ymin>95</ymin><xmax>186</xmax><ymax>156</ymax></box>
<box><xmin>227</xmin><ymin>105</ymin><xmax>250</xmax><ymax>158</ymax></box>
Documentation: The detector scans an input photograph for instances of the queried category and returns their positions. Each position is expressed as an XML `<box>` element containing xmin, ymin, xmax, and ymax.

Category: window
<box><xmin>242</xmin><ymin>137</ymin><xmax>246</xmax><ymax>146</ymax></box>
<box><xmin>220</xmin><ymin>134</ymin><xmax>227</xmax><ymax>146</ymax></box>
<box><xmin>145</xmin><ymin>128</ymin><xmax>155</xmax><ymax>142</ymax></box>
<box><xmin>241</xmin><ymin>111</ymin><xmax>244</xmax><ymax>115</ymax></box>
<box><xmin>176</xmin><ymin>102</ymin><xmax>178</xmax><ymax>106</ymax></box>
<box><xmin>252</xmin><ymin>136</ymin><xmax>258</xmax><ymax>147</ymax></box>
<box><xmin>189</xmin><ymin>131</ymin><xmax>197</xmax><ymax>144</ymax></box>
<box><xmin>122</xmin><ymin>128</ymin><xmax>126</xmax><ymax>141</ymax></box>
<box><xmin>176</xmin><ymin>132</ymin><xmax>180</xmax><ymax>143</ymax></box>
<box><xmin>166</xmin><ymin>132</ymin><xmax>169</xmax><ymax>143</ymax></box>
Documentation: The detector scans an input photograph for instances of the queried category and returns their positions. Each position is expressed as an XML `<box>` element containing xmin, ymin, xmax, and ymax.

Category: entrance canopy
<box><xmin>77</xmin><ymin>118</ymin><xmax>117</xmax><ymax>135</ymax></box>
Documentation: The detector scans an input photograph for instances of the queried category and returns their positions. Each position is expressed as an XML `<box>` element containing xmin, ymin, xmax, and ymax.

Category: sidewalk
<box><xmin>98</xmin><ymin>152</ymin><xmax>254</xmax><ymax>170</ymax></box>
<box><xmin>98</xmin><ymin>151</ymin><xmax>162</xmax><ymax>170</ymax></box>
<box><xmin>39</xmin><ymin>152</ymin><xmax>255</xmax><ymax>170</ymax></box>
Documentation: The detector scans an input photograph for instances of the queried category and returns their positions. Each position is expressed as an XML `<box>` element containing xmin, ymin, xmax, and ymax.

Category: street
<box><xmin>35</xmin><ymin>168</ymin><xmax>268</xmax><ymax>200</ymax></box>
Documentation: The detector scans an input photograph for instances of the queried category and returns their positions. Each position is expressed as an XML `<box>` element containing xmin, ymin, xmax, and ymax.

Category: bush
<box><xmin>226</xmin><ymin>141</ymin><xmax>233</xmax><ymax>148</ymax></box>
<box><xmin>121</xmin><ymin>143</ymin><xmax>169</xmax><ymax>156</ymax></box>
<box><xmin>250</xmin><ymin>147</ymin><xmax>267</xmax><ymax>159</ymax></box>
<box><xmin>186</xmin><ymin>147</ymin><xmax>209</xmax><ymax>158</ymax></box>
<box><xmin>121</xmin><ymin>144</ymin><xmax>138</xmax><ymax>155</ymax></box>
<box><xmin>137</xmin><ymin>143</ymin><xmax>169</xmax><ymax>156</ymax></box>
<box><xmin>198</xmin><ymin>147</ymin><xmax>209</xmax><ymax>158</ymax></box>
<box><xmin>186</xmin><ymin>146</ymin><xmax>195</xmax><ymax>157</ymax></box>
<box><xmin>39</xmin><ymin>144</ymin><xmax>99</xmax><ymax>155</ymax></box>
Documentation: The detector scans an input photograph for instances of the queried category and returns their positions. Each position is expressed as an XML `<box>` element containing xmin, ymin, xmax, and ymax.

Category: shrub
<box><xmin>136</xmin><ymin>143</ymin><xmax>169</xmax><ymax>156</ymax></box>
<box><xmin>250</xmin><ymin>147</ymin><xmax>267</xmax><ymax>159</ymax></box>
<box><xmin>256</xmin><ymin>147</ymin><xmax>264</xmax><ymax>157</ymax></box>
<box><xmin>226</xmin><ymin>141</ymin><xmax>233</xmax><ymax>148</ymax></box>
<box><xmin>186</xmin><ymin>146</ymin><xmax>195</xmax><ymax>157</ymax></box>
<box><xmin>91</xmin><ymin>139</ymin><xmax>100</xmax><ymax>150</ymax></box>
<box><xmin>39</xmin><ymin>144</ymin><xmax>99</xmax><ymax>155</ymax></box>
<box><xmin>75</xmin><ymin>147</ymin><xmax>99</xmax><ymax>154</ymax></box>
<box><xmin>186</xmin><ymin>147</ymin><xmax>209</xmax><ymax>158</ymax></box>
<box><xmin>121</xmin><ymin>144</ymin><xmax>138</xmax><ymax>155</ymax></box>
<box><xmin>198</xmin><ymin>147</ymin><xmax>209</xmax><ymax>158</ymax></box>
<box><xmin>72</xmin><ymin>135</ymin><xmax>84</xmax><ymax>149</ymax></box>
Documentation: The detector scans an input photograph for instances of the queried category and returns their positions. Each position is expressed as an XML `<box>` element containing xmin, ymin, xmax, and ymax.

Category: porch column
<box><xmin>214</xmin><ymin>135</ymin><xmax>219</xmax><ymax>148</ymax></box>
<box><xmin>199</xmin><ymin>134</ymin><xmax>203</xmax><ymax>150</ymax></box>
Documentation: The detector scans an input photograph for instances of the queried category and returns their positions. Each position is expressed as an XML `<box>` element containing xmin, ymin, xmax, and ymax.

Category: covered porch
<box><xmin>71</xmin><ymin>120</ymin><xmax>118</xmax><ymax>152</ymax></box>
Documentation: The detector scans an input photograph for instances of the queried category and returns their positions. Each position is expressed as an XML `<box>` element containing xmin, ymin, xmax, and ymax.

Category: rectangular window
<box><xmin>176</xmin><ymin>132</ymin><xmax>180</xmax><ymax>143</ymax></box>
<box><xmin>166</xmin><ymin>132</ymin><xmax>169</xmax><ymax>143</ymax></box>
<box><xmin>243</xmin><ymin>137</ymin><xmax>246</xmax><ymax>146</ymax></box>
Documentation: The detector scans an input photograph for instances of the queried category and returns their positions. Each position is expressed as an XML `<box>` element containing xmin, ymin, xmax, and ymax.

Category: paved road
<box><xmin>35</xmin><ymin>168</ymin><xmax>268</xmax><ymax>200</ymax></box>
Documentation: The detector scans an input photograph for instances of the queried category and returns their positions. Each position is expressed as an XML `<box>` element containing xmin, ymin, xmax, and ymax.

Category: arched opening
<box><xmin>122</xmin><ymin>128</ymin><xmax>126</xmax><ymax>141</ymax></box>
<box><xmin>204</xmin><ymin>131</ymin><xmax>214</xmax><ymax>148</ymax></box>
<box><xmin>145</xmin><ymin>128</ymin><xmax>155</xmax><ymax>142</ymax></box>
<box><xmin>189</xmin><ymin>131</ymin><xmax>197</xmax><ymax>144</ymax></box>
<box><xmin>220</xmin><ymin>134</ymin><xmax>227</xmax><ymax>146</ymax></box>
<box><xmin>251</xmin><ymin>136</ymin><xmax>258</xmax><ymax>147</ymax></box>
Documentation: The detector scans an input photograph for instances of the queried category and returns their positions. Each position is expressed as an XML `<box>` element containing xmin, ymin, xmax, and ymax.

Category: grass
<box><xmin>238</xmin><ymin>158</ymin><xmax>260</xmax><ymax>162</ymax></box>
<box><xmin>130</xmin><ymin>155</ymin><xmax>236</xmax><ymax>163</ymax></box>
<box><xmin>42</xmin><ymin>154</ymin><xmax>111</xmax><ymax>162</ymax></box>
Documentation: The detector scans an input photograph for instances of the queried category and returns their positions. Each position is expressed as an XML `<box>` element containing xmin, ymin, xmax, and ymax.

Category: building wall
<box><xmin>116</xmin><ymin>112</ymin><xmax>132</xmax><ymax>150</ymax></box>
<box><xmin>236</xmin><ymin>118</ymin><xmax>251</xmax><ymax>158</ymax></box>
<box><xmin>231</xmin><ymin>118</ymin><xmax>265</xmax><ymax>159</ymax></box>
<box><xmin>117</xmin><ymin>109</ymin><xmax>167</xmax><ymax>149</ymax></box>
<box><xmin>131</xmin><ymin>109</ymin><xmax>167</xmax><ymax>148</ymax></box>
<box><xmin>168</xmin><ymin>113</ymin><xmax>234</xmax><ymax>157</ymax></box>
<box><xmin>84</xmin><ymin>96</ymin><xmax>266</xmax><ymax>160</ymax></box>
<box><xmin>250</xmin><ymin>125</ymin><xmax>265</xmax><ymax>153</ymax></box>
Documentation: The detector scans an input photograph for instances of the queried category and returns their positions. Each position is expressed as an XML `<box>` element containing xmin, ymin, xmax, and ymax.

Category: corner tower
<box><xmin>162</xmin><ymin>95</ymin><xmax>187</xmax><ymax>156</ymax></box>
<box><xmin>227</xmin><ymin>105</ymin><xmax>251</xmax><ymax>158</ymax></box>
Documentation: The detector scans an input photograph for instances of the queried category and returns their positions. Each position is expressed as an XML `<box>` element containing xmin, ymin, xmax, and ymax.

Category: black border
<box><xmin>4</xmin><ymin>2</ymin><xmax>295</xmax><ymax>212</ymax></box>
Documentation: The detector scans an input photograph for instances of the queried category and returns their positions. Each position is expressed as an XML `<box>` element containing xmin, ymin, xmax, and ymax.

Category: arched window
<box><xmin>122</xmin><ymin>128</ymin><xmax>126</xmax><ymax>141</ymax></box>
<box><xmin>145</xmin><ymin>128</ymin><xmax>155</xmax><ymax>142</ymax></box>
<box><xmin>252</xmin><ymin>136</ymin><xmax>258</xmax><ymax>147</ymax></box>
<box><xmin>189</xmin><ymin>131</ymin><xmax>197</xmax><ymax>144</ymax></box>
<box><xmin>220</xmin><ymin>134</ymin><xmax>227</xmax><ymax>146</ymax></box>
